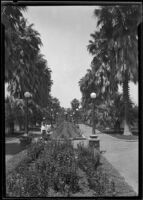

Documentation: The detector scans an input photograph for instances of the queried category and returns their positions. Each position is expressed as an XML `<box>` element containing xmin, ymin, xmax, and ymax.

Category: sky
<box><xmin>18</xmin><ymin>6</ymin><xmax>138</xmax><ymax>108</ymax></box>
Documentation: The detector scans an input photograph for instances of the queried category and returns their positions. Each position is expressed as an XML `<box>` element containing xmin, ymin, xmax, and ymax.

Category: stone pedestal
<box><xmin>89</xmin><ymin>135</ymin><xmax>100</xmax><ymax>151</ymax></box>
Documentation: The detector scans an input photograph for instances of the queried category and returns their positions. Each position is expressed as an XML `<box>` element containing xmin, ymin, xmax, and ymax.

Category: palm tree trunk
<box><xmin>123</xmin><ymin>70</ymin><xmax>132</xmax><ymax>135</ymax></box>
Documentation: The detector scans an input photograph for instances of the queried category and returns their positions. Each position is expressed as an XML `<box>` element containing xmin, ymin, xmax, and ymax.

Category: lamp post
<box><xmin>89</xmin><ymin>92</ymin><xmax>100</xmax><ymax>151</ymax></box>
<box><xmin>24</xmin><ymin>91</ymin><xmax>32</xmax><ymax>135</ymax></box>
<box><xmin>70</xmin><ymin>114</ymin><xmax>72</xmax><ymax>122</ymax></box>
<box><xmin>90</xmin><ymin>92</ymin><xmax>96</xmax><ymax>135</ymax></box>
<box><xmin>76</xmin><ymin>108</ymin><xmax>79</xmax><ymax>124</ymax></box>
<box><xmin>72</xmin><ymin>111</ymin><xmax>75</xmax><ymax>124</ymax></box>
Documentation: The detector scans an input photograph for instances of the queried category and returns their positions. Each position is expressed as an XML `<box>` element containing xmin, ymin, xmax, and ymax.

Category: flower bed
<box><xmin>76</xmin><ymin>144</ymin><xmax>116</xmax><ymax>196</ymax></box>
<box><xmin>6</xmin><ymin>140</ymin><xmax>80</xmax><ymax>197</ymax></box>
<box><xmin>6</xmin><ymin>138</ymin><xmax>136</xmax><ymax>197</ymax></box>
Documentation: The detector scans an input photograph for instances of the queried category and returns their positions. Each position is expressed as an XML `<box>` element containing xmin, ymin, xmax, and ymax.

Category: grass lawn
<box><xmin>72</xmin><ymin>155</ymin><xmax>136</xmax><ymax>197</ymax></box>
<box><xmin>98</xmin><ymin>156</ymin><xmax>137</xmax><ymax>196</ymax></box>
<box><xmin>109</xmin><ymin>134</ymin><xmax>138</xmax><ymax>140</ymax></box>
<box><xmin>6</xmin><ymin>149</ymin><xmax>28</xmax><ymax>175</ymax></box>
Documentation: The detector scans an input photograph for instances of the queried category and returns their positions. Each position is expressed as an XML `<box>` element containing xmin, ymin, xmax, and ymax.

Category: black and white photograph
<box><xmin>2</xmin><ymin>1</ymin><xmax>142</xmax><ymax>197</ymax></box>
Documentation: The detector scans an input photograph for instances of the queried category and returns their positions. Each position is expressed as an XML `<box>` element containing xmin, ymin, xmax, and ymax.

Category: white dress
<box><xmin>41</xmin><ymin>125</ymin><xmax>46</xmax><ymax>133</ymax></box>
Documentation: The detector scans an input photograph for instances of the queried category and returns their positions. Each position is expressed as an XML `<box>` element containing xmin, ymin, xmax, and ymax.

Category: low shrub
<box><xmin>76</xmin><ymin>144</ymin><xmax>116</xmax><ymax>196</ymax></box>
<box><xmin>88</xmin><ymin>171</ymin><xmax>116</xmax><ymax>196</ymax></box>
<box><xmin>77</xmin><ymin>144</ymin><xmax>100</xmax><ymax>171</ymax></box>
<box><xmin>27</xmin><ymin>140</ymin><xmax>45</xmax><ymax>161</ymax></box>
<box><xmin>6</xmin><ymin>166</ymin><xmax>50</xmax><ymax>197</ymax></box>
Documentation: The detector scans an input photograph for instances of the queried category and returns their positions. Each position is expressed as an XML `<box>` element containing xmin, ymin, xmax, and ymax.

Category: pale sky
<box><xmin>11</xmin><ymin>6</ymin><xmax>138</xmax><ymax>108</ymax></box>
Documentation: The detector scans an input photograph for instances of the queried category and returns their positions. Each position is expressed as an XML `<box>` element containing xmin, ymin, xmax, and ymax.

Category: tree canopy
<box><xmin>2</xmin><ymin>5</ymin><xmax>53</xmax><ymax>104</ymax></box>
<box><xmin>2</xmin><ymin>5</ymin><xmax>54</xmax><ymax>132</ymax></box>
<box><xmin>79</xmin><ymin>5</ymin><xmax>141</xmax><ymax>134</ymax></box>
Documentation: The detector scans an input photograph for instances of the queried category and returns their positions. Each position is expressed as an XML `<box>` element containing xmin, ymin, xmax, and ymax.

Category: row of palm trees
<box><xmin>2</xmin><ymin>5</ymin><xmax>60</xmax><ymax>133</ymax></box>
<box><xmin>79</xmin><ymin>5</ymin><xmax>141</xmax><ymax>135</ymax></box>
<box><xmin>2</xmin><ymin>5</ymin><xmax>53</xmax><ymax>102</ymax></box>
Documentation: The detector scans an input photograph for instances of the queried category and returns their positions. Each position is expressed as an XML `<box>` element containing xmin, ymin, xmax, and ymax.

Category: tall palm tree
<box><xmin>6</xmin><ymin>17</ymin><xmax>42</xmax><ymax>96</ymax></box>
<box><xmin>2</xmin><ymin>5</ymin><xmax>53</xmax><ymax>131</ymax></box>
<box><xmin>5</xmin><ymin>96</ymin><xmax>25</xmax><ymax>134</ymax></box>
<box><xmin>88</xmin><ymin>5</ymin><xmax>141</xmax><ymax>135</ymax></box>
<box><xmin>2</xmin><ymin>5</ymin><xmax>27</xmax><ymax>81</ymax></box>
<box><xmin>2</xmin><ymin>5</ymin><xmax>43</xmax><ymax>96</ymax></box>
<box><xmin>31</xmin><ymin>54</ymin><xmax>53</xmax><ymax>108</ymax></box>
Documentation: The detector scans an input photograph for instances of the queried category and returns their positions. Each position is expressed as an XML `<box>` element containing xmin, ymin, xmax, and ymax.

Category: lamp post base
<box><xmin>89</xmin><ymin>135</ymin><xmax>100</xmax><ymax>151</ymax></box>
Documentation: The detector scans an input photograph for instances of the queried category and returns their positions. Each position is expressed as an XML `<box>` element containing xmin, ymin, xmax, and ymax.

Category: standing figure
<box><xmin>41</xmin><ymin>122</ymin><xmax>46</xmax><ymax>135</ymax></box>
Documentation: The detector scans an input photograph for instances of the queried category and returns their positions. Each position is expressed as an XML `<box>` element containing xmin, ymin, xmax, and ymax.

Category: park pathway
<box><xmin>79</xmin><ymin>124</ymin><xmax>138</xmax><ymax>194</ymax></box>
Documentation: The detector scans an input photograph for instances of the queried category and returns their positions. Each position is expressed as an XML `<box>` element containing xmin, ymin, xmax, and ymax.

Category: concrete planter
<box><xmin>89</xmin><ymin>135</ymin><xmax>100</xmax><ymax>151</ymax></box>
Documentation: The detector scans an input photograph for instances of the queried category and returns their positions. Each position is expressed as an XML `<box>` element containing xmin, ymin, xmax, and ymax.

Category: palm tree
<box><xmin>2</xmin><ymin>5</ymin><xmax>44</xmax><ymax>98</ymax></box>
<box><xmin>5</xmin><ymin>19</ymin><xmax>53</xmax><ymax>108</ymax></box>
<box><xmin>45</xmin><ymin>96</ymin><xmax>61</xmax><ymax>126</ymax></box>
<box><xmin>88</xmin><ymin>5</ymin><xmax>141</xmax><ymax>135</ymax></box>
<box><xmin>5</xmin><ymin>96</ymin><xmax>25</xmax><ymax>134</ymax></box>
<box><xmin>2</xmin><ymin>5</ymin><xmax>27</xmax><ymax>82</ymax></box>
<box><xmin>2</xmin><ymin>5</ymin><xmax>53</xmax><ymax>131</ymax></box>
<box><xmin>71</xmin><ymin>98</ymin><xmax>80</xmax><ymax>110</ymax></box>
<box><xmin>6</xmin><ymin>17</ymin><xmax>43</xmax><ymax>97</ymax></box>
<box><xmin>31</xmin><ymin>54</ymin><xmax>53</xmax><ymax>108</ymax></box>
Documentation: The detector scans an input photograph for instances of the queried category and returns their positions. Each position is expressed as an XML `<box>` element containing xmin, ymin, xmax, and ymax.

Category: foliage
<box><xmin>5</xmin><ymin>96</ymin><xmax>25</xmax><ymax>121</ymax></box>
<box><xmin>70</xmin><ymin>98</ymin><xmax>82</xmax><ymax>123</ymax></box>
<box><xmin>87</xmin><ymin>170</ymin><xmax>116</xmax><ymax>196</ymax></box>
<box><xmin>107</xmin><ymin>93</ymin><xmax>138</xmax><ymax>129</ymax></box>
<box><xmin>77</xmin><ymin>144</ymin><xmax>100</xmax><ymax>171</ymax></box>
<box><xmin>3</xmin><ymin>5</ymin><xmax>55</xmax><ymax>131</ymax></box>
<box><xmin>2</xmin><ymin>5</ymin><xmax>27</xmax><ymax>82</ymax></box>
<box><xmin>42</xmin><ymin>96</ymin><xmax>61</xmax><ymax>126</ymax></box>
<box><xmin>7</xmin><ymin>137</ymin><xmax>128</xmax><ymax>197</ymax></box>
<box><xmin>76</xmin><ymin>144</ymin><xmax>116</xmax><ymax>196</ymax></box>
<box><xmin>71</xmin><ymin>98</ymin><xmax>80</xmax><ymax>110</ymax></box>
<box><xmin>27</xmin><ymin>139</ymin><xmax>45</xmax><ymax>161</ymax></box>
<box><xmin>79</xmin><ymin>5</ymin><xmax>141</xmax><ymax>134</ymax></box>
<box><xmin>2</xmin><ymin>5</ymin><xmax>42</xmax><ymax>84</ymax></box>
<box><xmin>92</xmin><ymin>6</ymin><xmax>141</xmax><ymax>135</ymax></box>
<box><xmin>5</xmin><ymin>96</ymin><xmax>25</xmax><ymax>133</ymax></box>
<box><xmin>6</xmin><ymin>140</ymin><xmax>80</xmax><ymax>197</ymax></box>
<box><xmin>2</xmin><ymin>5</ymin><xmax>53</xmax><ymax>118</ymax></box>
